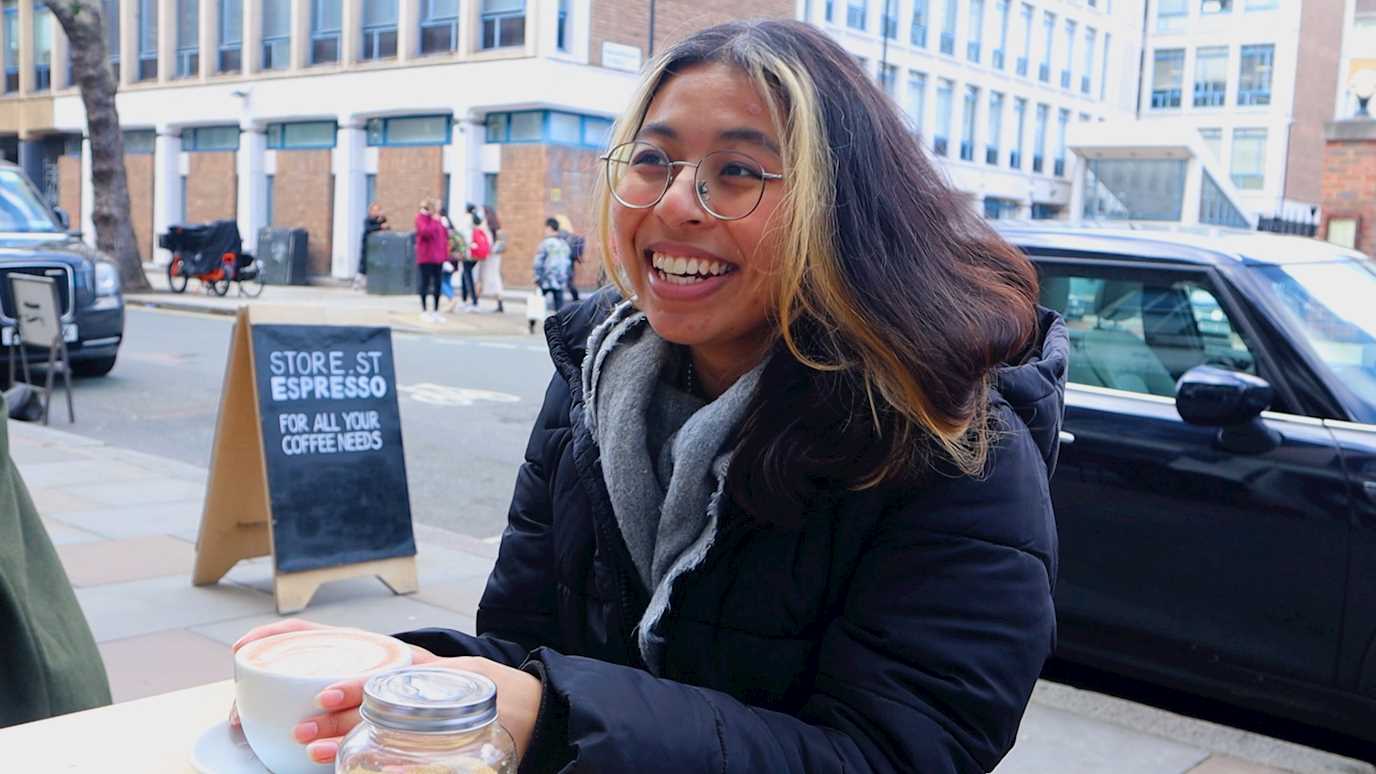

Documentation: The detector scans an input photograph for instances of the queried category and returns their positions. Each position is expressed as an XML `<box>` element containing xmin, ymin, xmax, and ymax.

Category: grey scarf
<box><xmin>582</xmin><ymin>301</ymin><xmax>766</xmax><ymax>671</ymax></box>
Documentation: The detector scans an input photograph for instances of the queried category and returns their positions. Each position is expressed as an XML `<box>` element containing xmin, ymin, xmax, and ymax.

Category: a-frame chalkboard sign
<box><xmin>192</xmin><ymin>305</ymin><xmax>418</xmax><ymax>613</ymax></box>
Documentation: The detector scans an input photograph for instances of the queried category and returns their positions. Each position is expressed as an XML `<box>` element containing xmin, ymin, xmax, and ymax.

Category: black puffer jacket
<box><xmin>400</xmin><ymin>292</ymin><xmax>1068</xmax><ymax>773</ymax></box>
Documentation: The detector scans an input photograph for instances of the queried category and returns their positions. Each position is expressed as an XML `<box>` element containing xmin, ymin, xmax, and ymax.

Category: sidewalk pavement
<box><xmin>12</xmin><ymin>418</ymin><xmax>1373</xmax><ymax>774</ymax></box>
<box><xmin>126</xmin><ymin>264</ymin><xmax>541</xmax><ymax>337</ymax></box>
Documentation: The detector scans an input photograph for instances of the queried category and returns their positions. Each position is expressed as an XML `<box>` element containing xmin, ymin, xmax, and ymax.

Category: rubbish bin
<box><xmin>365</xmin><ymin>231</ymin><xmax>417</xmax><ymax>296</ymax></box>
<box><xmin>257</xmin><ymin>227</ymin><xmax>310</xmax><ymax>285</ymax></box>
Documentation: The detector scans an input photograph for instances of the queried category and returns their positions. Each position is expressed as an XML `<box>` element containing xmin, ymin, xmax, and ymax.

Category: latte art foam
<box><xmin>240</xmin><ymin>630</ymin><xmax>410</xmax><ymax>677</ymax></box>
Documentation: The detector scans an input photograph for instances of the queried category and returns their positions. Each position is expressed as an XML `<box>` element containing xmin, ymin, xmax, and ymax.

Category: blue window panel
<box><xmin>124</xmin><ymin>130</ymin><xmax>156</xmax><ymax>154</ymax></box>
<box><xmin>4</xmin><ymin>2</ymin><xmax>18</xmax><ymax>93</ymax></box>
<box><xmin>267</xmin><ymin>121</ymin><xmax>338</xmax><ymax>149</ymax></box>
<box><xmin>185</xmin><ymin>125</ymin><xmax>240</xmax><ymax>152</ymax></box>
<box><xmin>365</xmin><ymin>115</ymin><xmax>452</xmax><ymax>147</ymax></box>
<box><xmin>176</xmin><ymin>0</ymin><xmax>199</xmax><ymax>77</ymax></box>
<box><xmin>910</xmin><ymin>0</ymin><xmax>927</xmax><ymax>47</ymax></box>
<box><xmin>481</xmin><ymin>0</ymin><xmax>524</xmax><ymax>49</ymax></box>
<box><xmin>484</xmin><ymin>111</ymin><xmax>614</xmax><ymax>149</ymax></box>
<box><xmin>219</xmin><ymin>0</ymin><xmax>242</xmax><ymax>72</ymax></box>
<box><xmin>420</xmin><ymin>0</ymin><xmax>457</xmax><ymax>54</ymax></box>
<box><xmin>1238</xmin><ymin>44</ymin><xmax>1273</xmax><ymax>106</ymax></box>
<box><xmin>311</xmin><ymin>0</ymin><xmax>341</xmax><ymax>63</ymax></box>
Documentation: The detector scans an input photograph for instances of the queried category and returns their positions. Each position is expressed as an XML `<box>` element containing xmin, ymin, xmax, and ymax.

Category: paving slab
<box><xmin>98</xmin><ymin>629</ymin><xmax>235</xmax><ymax>703</ymax></box>
<box><xmin>39</xmin><ymin>516</ymin><xmax>106</xmax><ymax>546</ymax></box>
<box><xmin>57</xmin><ymin>535</ymin><xmax>197</xmax><ymax>587</ymax></box>
<box><xmin>994</xmin><ymin>702</ymin><xmax>1211</xmax><ymax>774</ymax></box>
<box><xmin>52</xmin><ymin>500</ymin><xmax>205</xmax><ymax>540</ymax></box>
<box><xmin>16</xmin><ymin>459</ymin><xmax>161</xmax><ymax>488</ymax></box>
<box><xmin>61</xmin><ymin>478</ymin><xmax>206</xmax><ymax>508</ymax></box>
<box><xmin>191</xmin><ymin>595</ymin><xmax>476</xmax><ymax>647</ymax></box>
<box><xmin>413</xmin><ymin>577</ymin><xmax>488</xmax><ymax>617</ymax></box>
<box><xmin>76</xmin><ymin>574</ymin><xmax>275</xmax><ymax>642</ymax></box>
<box><xmin>1188</xmin><ymin>755</ymin><xmax>1297</xmax><ymax>774</ymax></box>
<box><xmin>25</xmin><ymin>486</ymin><xmax>106</xmax><ymax>515</ymax></box>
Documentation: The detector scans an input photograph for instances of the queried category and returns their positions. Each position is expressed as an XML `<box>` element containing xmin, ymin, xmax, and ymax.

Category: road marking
<box><xmin>397</xmin><ymin>383</ymin><xmax>521</xmax><ymax>407</ymax></box>
<box><xmin>477</xmin><ymin>342</ymin><xmax>518</xmax><ymax>350</ymax></box>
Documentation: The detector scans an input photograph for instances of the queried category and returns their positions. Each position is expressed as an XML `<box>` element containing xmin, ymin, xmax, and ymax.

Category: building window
<box><xmin>219</xmin><ymin>0</ymin><xmax>242</xmax><ymax>73</ymax></box>
<box><xmin>124</xmin><ymin>129</ymin><xmax>156</xmax><ymax>153</ymax></box>
<box><xmin>1198</xmin><ymin>127</ymin><xmax>1222</xmax><ymax>160</ymax></box>
<box><xmin>960</xmin><ymin>85</ymin><xmax>978</xmax><ymax>161</ymax></box>
<box><xmin>262</xmin><ymin>0</ymin><xmax>290</xmax><ymax>69</ymax></box>
<box><xmin>846</xmin><ymin>0</ymin><xmax>865</xmax><ymax>31</ymax></box>
<box><xmin>267</xmin><ymin>121</ymin><xmax>337</xmax><ymax>149</ymax></box>
<box><xmin>1061</xmin><ymin>19</ymin><xmax>1075</xmax><ymax>89</ymax></box>
<box><xmin>33</xmin><ymin>3</ymin><xmax>52</xmax><ymax>89</ymax></box>
<box><xmin>1151</xmin><ymin>49</ymin><xmax>1184</xmax><ymax>108</ymax></box>
<box><xmin>1083</xmin><ymin>159</ymin><xmax>1187</xmax><ymax>220</ymax></box>
<box><xmin>878</xmin><ymin>63</ymin><xmax>897</xmax><ymax>96</ymax></box>
<box><xmin>483</xmin><ymin>173</ymin><xmax>498</xmax><ymax>209</ymax></box>
<box><xmin>556</xmin><ymin>0</ymin><xmax>568</xmax><ymax>51</ymax></box>
<box><xmin>906</xmin><ymin>70</ymin><xmax>926</xmax><ymax>134</ymax></box>
<box><xmin>311</xmin><ymin>0</ymin><xmax>341</xmax><ymax>64</ymax></box>
<box><xmin>264</xmin><ymin>175</ymin><xmax>274</xmax><ymax>227</ymax></box>
<box><xmin>1016</xmin><ymin>3</ymin><xmax>1031</xmax><ymax>76</ymax></box>
<box><xmin>1157</xmin><ymin>0</ymin><xmax>1187</xmax><ymax>33</ymax></box>
<box><xmin>1202</xmin><ymin>0</ymin><xmax>1231</xmax><ymax>13</ymax></box>
<box><xmin>934</xmin><ymin>79</ymin><xmax>952</xmax><ymax>155</ymax></box>
<box><xmin>365</xmin><ymin>174</ymin><xmax>377</xmax><ymax>207</ymax></box>
<box><xmin>967</xmin><ymin>0</ymin><xmax>983</xmax><ymax>62</ymax></box>
<box><xmin>3</xmin><ymin>1</ymin><xmax>18</xmax><ymax>93</ymax></box>
<box><xmin>480</xmin><ymin>0</ymin><xmax>524</xmax><ymax>49</ymax></box>
<box><xmin>1245</xmin><ymin>0</ymin><xmax>1276</xmax><ymax>9</ymax></box>
<box><xmin>1230</xmin><ymin>127</ymin><xmax>1266</xmax><ymax>189</ymax></box>
<box><xmin>881</xmin><ymin>1</ymin><xmax>896</xmax><ymax>38</ymax></box>
<box><xmin>420</xmin><ymin>0</ymin><xmax>458</xmax><ymax>54</ymax></box>
<box><xmin>179</xmin><ymin>175</ymin><xmax>188</xmax><ymax>222</ymax></box>
<box><xmin>910</xmin><ymin>0</ymin><xmax>927</xmax><ymax>47</ymax></box>
<box><xmin>184</xmin><ymin>125</ymin><xmax>240</xmax><ymax>152</ymax></box>
<box><xmin>103</xmin><ymin>0</ymin><xmax>120</xmax><ymax>82</ymax></box>
<box><xmin>1032</xmin><ymin>102</ymin><xmax>1047</xmax><ymax>172</ymax></box>
<box><xmin>1031</xmin><ymin>203</ymin><xmax>1060</xmax><ymax>220</ymax></box>
<box><xmin>176</xmin><ymin>0</ymin><xmax>199</xmax><ymax>77</ymax></box>
<box><xmin>986</xmin><ymin>91</ymin><xmax>1003</xmax><ymax>165</ymax></box>
<box><xmin>136</xmin><ymin>0</ymin><xmax>156</xmax><ymax>80</ymax></box>
<box><xmin>1082</xmin><ymin>27</ymin><xmax>1095</xmax><ymax>94</ymax></box>
<box><xmin>1054</xmin><ymin>108</ymin><xmax>1068</xmax><ymax>176</ymax></box>
<box><xmin>984</xmin><ymin>197</ymin><xmax>1018</xmax><ymax>219</ymax></box>
<box><xmin>1011</xmin><ymin>97</ymin><xmax>1026</xmax><ymax>169</ymax></box>
<box><xmin>825</xmin><ymin>0</ymin><xmax>833</xmax><ymax>23</ymax></box>
<box><xmin>1039</xmin><ymin>11</ymin><xmax>1054</xmax><ymax>82</ymax></box>
<box><xmin>1238</xmin><ymin>44</ymin><xmax>1273</xmax><ymax>106</ymax></box>
<box><xmin>1193</xmin><ymin>46</ymin><xmax>1227</xmax><ymax>107</ymax></box>
<box><xmin>483</xmin><ymin>110</ymin><xmax>610</xmax><ymax>148</ymax></box>
<box><xmin>1100</xmin><ymin>32</ymin><xmax>1110</xmax><ymax>100</ymax></box>
<box><xmin>939</xmin><ymin>0</ymin><xmax>955</xmax><ymax>55</ymax></box>
<box><xmin>992</xmin><ymin>0</ymin><xmax>1008</xmax><ymax>69</ymax></box>
<box><xmin>366</xmin><ymin>114</ymin><xmax>451</xmax><ymax>146</ymax></box>
<box><xmin>1200</xmin><ymin>171</ymin><xmax>1248</xmax><ymax>228</ymax></box>
<box><xmin>361</xmin><ymin>0</ymin><xmax>398</xmax><ymax>60</ymax></box>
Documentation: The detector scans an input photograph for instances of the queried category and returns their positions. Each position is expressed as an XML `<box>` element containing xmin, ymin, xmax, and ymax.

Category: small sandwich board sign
<box><xmin>192</xmin><ymin>305</ymin><xmax>418</xmax><ymax>613</ymax></box>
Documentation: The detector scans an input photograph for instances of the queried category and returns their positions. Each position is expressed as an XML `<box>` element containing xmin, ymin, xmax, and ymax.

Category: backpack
<box><xmin>447</xmin><ymin>228</ymin><xmax>469</xmax><ymax>261</ymax></box>
<box><xmin>565</xmin><ymin>232</ymin><xmax>586</xmax><ymax>263</ymax></box>
<box><xmin>471</xmin><ymin>228</ymin><xmax>491</xmax><ymax>261</ymax></box>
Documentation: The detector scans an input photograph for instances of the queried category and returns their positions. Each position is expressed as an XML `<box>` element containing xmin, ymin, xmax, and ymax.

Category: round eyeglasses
<box><xmin>600</xmin><ymin>141</ymin><xmax>785</xmax><ymax>222</ymax></box>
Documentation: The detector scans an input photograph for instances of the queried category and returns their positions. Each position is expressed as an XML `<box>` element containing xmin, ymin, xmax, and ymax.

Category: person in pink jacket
<box><xmin>414</xmin><ymin>199</ymin><xmax>449</xmax><ymax>321</ymax></box>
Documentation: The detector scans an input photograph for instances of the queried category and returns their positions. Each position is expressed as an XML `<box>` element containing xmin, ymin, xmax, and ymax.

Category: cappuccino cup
<box><xmin>234</xmin><ymin>628</ymin><xmax>412</xmax><ymax>774</ymax></box>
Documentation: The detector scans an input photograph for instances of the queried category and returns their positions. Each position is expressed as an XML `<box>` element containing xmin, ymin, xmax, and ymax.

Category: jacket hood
<box><xmin>993</xmin><ymin>307</ymin><xmax>1069</xmax><ymax>478</ymax></box>
<box><xmin>547</xmin><ymin>292</ymin><xmax>1070</xmax><ymax>477</ymax></box>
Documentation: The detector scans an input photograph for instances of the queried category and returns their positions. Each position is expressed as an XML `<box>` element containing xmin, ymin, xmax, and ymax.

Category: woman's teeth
<box><xmin>650</xmin><ymin>252</ymin><xmax>734</xmax><ymax>284</ymax></box>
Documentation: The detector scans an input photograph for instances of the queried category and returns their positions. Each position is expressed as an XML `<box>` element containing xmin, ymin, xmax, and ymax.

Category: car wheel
<box><xmin>71</xmin><ymin>355</ymin><xmax>117</xmax><ymax>378</ymax></box>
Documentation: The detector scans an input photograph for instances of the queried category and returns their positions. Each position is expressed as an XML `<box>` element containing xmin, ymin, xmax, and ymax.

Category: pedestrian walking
<box><xmin>464</xmin><ymin>210</ymin><xmax>491</xmax><ymax>312</ymax></box>
<box><xmin>438</xmin><ymin>208</ymin><xmax>458</xmax><ymax>310</ymax></box>
<box><xmin>480</xmin><ymin>205</ymin><xmax>506</xmax><ymax>313</ymax></box>
<box><xmin>235</xmin><ymin>20</ymin><xmax>1063</xmax><ymax>774</ymax></box>
<box><xmin>352</xmin><ymin>202</ymin><xmax>387</xmax><ymax>291</ymax></box>
<box><xmin>532</xmin><ymin>217</ymin><xmax>572</xmax><ymax>313</ymax></box>
<box><xmin>555</xmin><ymin>214</ymin><xmax>586</xmax><ymax>302</ymax></box>
<box><xmin>413</xmin><ymin>199</ymin><xmax>448</xmax><ymax>322</ymax></box>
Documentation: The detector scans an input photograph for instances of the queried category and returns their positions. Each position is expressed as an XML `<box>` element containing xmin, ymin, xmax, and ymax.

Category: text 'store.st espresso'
<box><xmin>267</xmin><ymin>349</ymin><xmax>390</xmax><ymax>457</ymax></box>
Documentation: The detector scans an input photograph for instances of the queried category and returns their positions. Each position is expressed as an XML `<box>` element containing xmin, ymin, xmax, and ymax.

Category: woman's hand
<box><xmin>226</xmin><ymin>619</ymin><xmax>442</xmax><ymax>764</ymax></box>
<box><xmin>286</xmin><ymin>655</ymin><xmax>541</xmax><ymax>766</ymax></box>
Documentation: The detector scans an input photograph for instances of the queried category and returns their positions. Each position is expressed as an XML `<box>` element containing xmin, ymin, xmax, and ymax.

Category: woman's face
<box><xmin>612</xmin><ymin>63</ymin><xmax>786</xmax><ymax>358</ymax></box>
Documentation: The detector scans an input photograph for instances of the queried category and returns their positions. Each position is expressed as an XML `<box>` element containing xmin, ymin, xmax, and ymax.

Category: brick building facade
<box><xmin>272</xmin><ymin>149</ymin><xmax>335</xmax><ymax>275</ymax></box>
<box><xmin>1319</xmin><ymin>119</ymin><xmax>1376</xmax><ymax>252</ymax></box>
<box><xmin>125</xmin><ymin>154</ymin><xmax>157</xmax><ymax>262</ymax></box>
<box><xmin>185</xmin><ymin>152</ymin><xmax>238</xmax><ymax>230</ymax></box>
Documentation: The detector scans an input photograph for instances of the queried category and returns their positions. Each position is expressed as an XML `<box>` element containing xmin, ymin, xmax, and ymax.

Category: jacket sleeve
<box><xmin>397</xmin><ymin>374</ymin><xmax>570</xmax><ymax>668</ymax></box>
<box><xmin>532</xmin><ymin>241</ymin><xmax>549</xmax><ymax>286</ymax></box>
<box><xmin>520</xmin><ymin>428</ymin><xmax>1057</xmax><ymax>774</ymax></box>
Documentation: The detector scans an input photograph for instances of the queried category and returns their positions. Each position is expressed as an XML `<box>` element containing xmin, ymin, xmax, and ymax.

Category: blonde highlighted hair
<box><xmin>594</xmin><ymin>21</ymin><xmax>1039</xmax><ymax>516</ymax></box>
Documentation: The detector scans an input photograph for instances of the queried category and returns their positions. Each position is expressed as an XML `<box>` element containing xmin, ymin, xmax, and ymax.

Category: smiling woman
<box><xmin>232</xmin><ymin>20</ymin><xmax>1068</xmax><ymax>774</ymax></box>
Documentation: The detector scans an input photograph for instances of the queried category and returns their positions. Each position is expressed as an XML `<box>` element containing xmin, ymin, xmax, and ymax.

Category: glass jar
<box><xmin>336</xmin><ymin>668</ymin><xmax>516</xmax><ymax>774</ymax></box>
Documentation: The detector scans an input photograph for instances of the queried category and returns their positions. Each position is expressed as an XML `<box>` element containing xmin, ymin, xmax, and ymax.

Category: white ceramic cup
<box><xmin>233</xmin><ymin>628</ymin><xmax>413</xmax><ymax>774</ymax></box>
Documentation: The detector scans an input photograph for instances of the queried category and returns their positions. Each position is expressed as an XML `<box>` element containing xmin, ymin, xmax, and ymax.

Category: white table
<box><xmin>0</xmin><ymin>679</ymin><xmax>235</xmax><ymax>771</ymax></box>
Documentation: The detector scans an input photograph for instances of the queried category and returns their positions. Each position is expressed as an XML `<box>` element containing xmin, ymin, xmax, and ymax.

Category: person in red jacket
<box><xmin>414</xmin><ymin>199</ymin><xmax>448</xmax><ymax>322</ymax></box>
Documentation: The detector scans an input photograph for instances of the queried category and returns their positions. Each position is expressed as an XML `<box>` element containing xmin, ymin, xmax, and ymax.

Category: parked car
<box><xmin>0</xmin><ymin>162</ymin><xmax>123</xmax><ymax>377</ymax></box>
<box><xmin>998</xmin><ymin>224</ymin><xmax>1376</xmax><ymax>745</ymax></box>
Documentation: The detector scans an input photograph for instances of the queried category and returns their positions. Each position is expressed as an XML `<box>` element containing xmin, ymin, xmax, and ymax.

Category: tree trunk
<box><xmin>43</xmin><ymin>0</ymin><xmax>149</xmax><ymax>291</ymax></box>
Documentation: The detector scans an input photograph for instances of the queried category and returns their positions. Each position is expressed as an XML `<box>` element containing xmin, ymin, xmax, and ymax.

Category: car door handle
<box><xmin>1059</xmin><ymin>431</ymin><xmax>1075</xmax><ymax>446</ymax></box>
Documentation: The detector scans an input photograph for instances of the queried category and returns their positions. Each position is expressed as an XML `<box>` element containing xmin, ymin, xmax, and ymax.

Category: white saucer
<box><xmin>190</xmin><ymin>720</ymin><xmax>272</xmax><ymax>774</ymax></box>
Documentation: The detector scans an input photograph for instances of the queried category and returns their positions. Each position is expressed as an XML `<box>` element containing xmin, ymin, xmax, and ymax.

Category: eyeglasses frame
<box><xmin>598</xmin><ymin>140</ymin><xmax>785</xmax><ymax>222</ymax></box>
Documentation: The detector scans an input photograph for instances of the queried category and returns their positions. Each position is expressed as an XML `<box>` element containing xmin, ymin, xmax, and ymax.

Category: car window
<box><xmin>0</xmin><ymin>169</ymin><xmax>59</xmax><ymax>232</ymax></box>
<box><xmin>1038</xmin><ymin>266</ymin><xmax>1257</xmax><ymax>398</ymax></box>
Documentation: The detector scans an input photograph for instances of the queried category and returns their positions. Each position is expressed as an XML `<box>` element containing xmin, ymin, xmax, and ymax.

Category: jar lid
<box><xmin>360</xmin><ymin>668</ymin><xmax>498</xmax><ymax>734</ymax></box>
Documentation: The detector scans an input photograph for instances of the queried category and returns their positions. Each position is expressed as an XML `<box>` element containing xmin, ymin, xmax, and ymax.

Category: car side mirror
<box><xmin>53</xmin><ymin>206</ymin><xmax>71</xmax><ymax>231</ymax></box>
<box><xmin>1176</xmin><ymin>365</ymin><xmax>1279</xmax><ymax>454</ymax></box>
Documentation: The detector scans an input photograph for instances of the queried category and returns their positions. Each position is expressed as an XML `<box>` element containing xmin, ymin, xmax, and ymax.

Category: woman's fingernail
<box><xmin>316</xmin><ymin>689</ymin><xmax>345</xmax><ymax>709</ymax></box>
<box><xmin>229</xmin><ymin>709</ymin><xmax>240</xmax><ymax>727</ymax></box>
<box><xmin>292</xmin><ymin>721</ymin><xmax>318</xmax><ymax>743</ymax></box>
<box><xmin>307</xmin><ymin>740</ymin><xmax>338</xmax><ymax>763</ymax></box>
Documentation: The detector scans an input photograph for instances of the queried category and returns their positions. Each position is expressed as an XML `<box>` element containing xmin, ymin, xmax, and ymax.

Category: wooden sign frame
<box><xmin>192</xmin><ymin>305</ymin><xmax>417</xmax><ymax>613</ymax></box>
